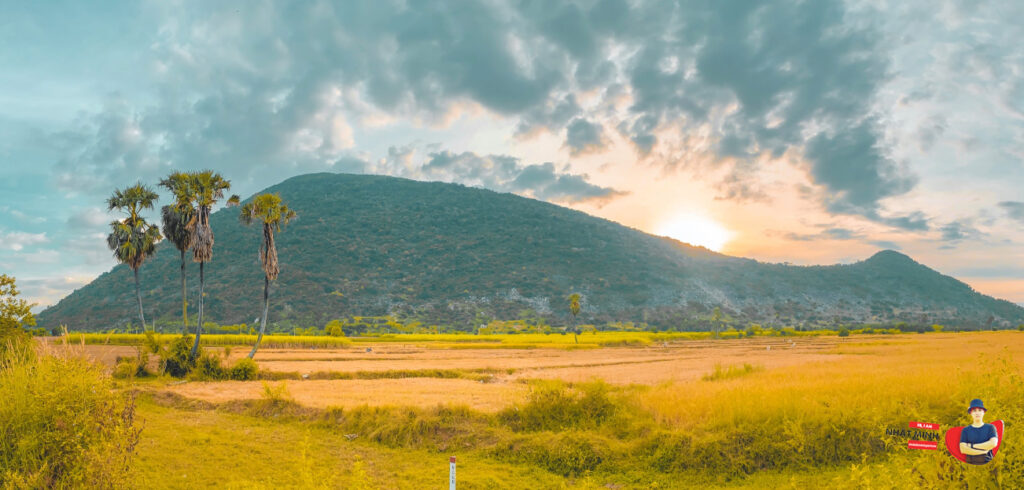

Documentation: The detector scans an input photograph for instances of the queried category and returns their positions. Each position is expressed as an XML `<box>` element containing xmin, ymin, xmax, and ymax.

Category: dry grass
<box><xmin>161</xmin><ymin>378</ymin><xmax>527</xmax><ymax>412</ymax></box>
<box><xmin>640</xmin><ymin>332</ymin><xmax>1024</xmax><ymax>431</ymax></box>
<box><xmin>90</xmin><ymin>331</ymin><xmax>1024</xmax><ymax>487</ymax></box>
<box><xmin>239</xmin><ymin>337</ymin><xmax>843</xmax><ymax>385</ymax></box>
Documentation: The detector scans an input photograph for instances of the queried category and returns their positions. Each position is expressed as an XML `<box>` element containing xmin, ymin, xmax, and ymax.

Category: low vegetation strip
<box><xmin>62</xmin><ymin>329</ymin><xmax>855</xmax><ymax>349</ymax></box>
<box><xmin>258</xmin><ymin>367</ymin><xmax>504</xmax><ymax>382</ymax></box>
<box><xmin>66</xmin><ymin>333</ymin><xmax>353</xmax><ymax>348</ymax></box>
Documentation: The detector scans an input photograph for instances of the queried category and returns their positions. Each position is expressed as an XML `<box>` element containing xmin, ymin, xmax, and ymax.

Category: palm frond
<box><xmin>238</xmin><ymin>193</ymin><xmax>297</xmax><ymax>280</ymax></box>
<box><xmin>161</xmin><ymin>205</ymin><xmax>194</xmax><ymax>253</ymax></box>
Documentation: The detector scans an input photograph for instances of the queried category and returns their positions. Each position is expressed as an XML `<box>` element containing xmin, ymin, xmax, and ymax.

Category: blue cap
<box><xmin>968</xmin><ymin>399</ymin><xmax>987</xmax><ymax>413</ymax></box>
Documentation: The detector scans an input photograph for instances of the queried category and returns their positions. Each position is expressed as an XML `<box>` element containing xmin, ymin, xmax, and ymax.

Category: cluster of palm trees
<box><xmin>105</xmin><ymin>170</ymin><xmax>296</xmax><ymax>359</ymax></box>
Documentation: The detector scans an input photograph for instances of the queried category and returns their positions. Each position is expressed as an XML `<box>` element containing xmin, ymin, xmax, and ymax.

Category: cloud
<box><xmin>565</xmin><ymin>118</ymin><xmax>607</xmax><ymax>155</ymax></box>
<box><xmin>0</xmin><ymin>230</ymin><xmax>48</xmax><ymax>251</ymax></box>
<box><xmin>16</xmin><ymin>275</ymin><xmax>96</xmax><ymax>312</ymax></box>
<box><xmin>66</xmin><ymin>207</ymin><xmax>112</xmax><ymax>231</ymax></box>
<box><xmin>510</xmin><ymin>162</ymin><xmax>626</xmax><ymax>204</ymax></box>
<box><xmin>38</xmin><ymin>1</ymin><xmax>910</xmax><ymax>223</ymax></box>
<box><xmin>2</xmin><ymin>207</ymin><xmax>46</xmax><ymax>224</ymax></box>
<box><xmin>614</xmin><ymin>1</ymin><xmax>917</xmax><ymax>225</ymax></box>
<box><xmin>20</xmin><ymin>249</ymin><xmax>60</xmax><ymax>264</ymax></box>
<box><xmin>999</xmin><ymin>201</ymin><xmax>1024</xmax><ymax>224</ymax></box>
<box><xmin>949</xmin><ymin>266</ymin><xmax>1024</xmax><ymax>279</ymax></box>
<box><xmin>782</xmin><ymin>227</ymin><xmax>862</xmax><ymax>242</ymax></box>
<box><xmin>421</xmin><ymin>150</ymin><xmax>626</xmax><ymax>205</ymax></box>
<box><xmin>332</xmin><ymin>155</ymin><xmax>370</xmax><ymax>174</ymax></box>
<box><xmin>60</xmin><ymin>232</ymin><xmax>115</xmax><ymax>267</ymax></box>
<box><xmin>874</xmin><ymin>212</ymin><xmax>930</xmax><ymax>232</ymax></box>
<box><xmin>807</xmin><ymin>121</ymin><xmax>917</xmax><ymax>219</ymax></box>
<box><xmin>939</xmin><ymin>219</ymin><xmax>983</xmax><ymax>243</ymax></box>
<box><xmin>50</xmin><ymin>97</ymin><xmax>168</xmax><ymax>194</ymax></box>
<box><xmin>868</xmin><ymin>240</ymin><xmax>901</xmax><ymax>250</ymax></box>
<box><xmin>515</xmin><ymin>94</ymin><xmax>582</xmax><ymax>136</ymax></box>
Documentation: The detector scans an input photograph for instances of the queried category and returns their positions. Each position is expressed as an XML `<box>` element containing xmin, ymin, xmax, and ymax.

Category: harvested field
<box><xmin>115</xmin><ymin>336</ymin><xmax>850</xmax><ymax>410</ymax></box>
<box><xmin>66</xmin><ymin>334</ymin><xmax>1011</xmax><ymax>413</ymax></box>
<box><xmin>237</xmin><ymin>337</ymin><xmax>844</xmax><ymax>385</ymax></box>
<box><xmin>162</xmin><ymin>378</ymin><xmax>526</xmax><ymax>412</ymax></box>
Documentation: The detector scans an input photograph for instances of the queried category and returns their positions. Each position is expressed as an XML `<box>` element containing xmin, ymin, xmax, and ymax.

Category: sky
<box><xmin>1</xmin><ymin>0</ymin><xmax>1022</xmax><ymax>311</ymax></box>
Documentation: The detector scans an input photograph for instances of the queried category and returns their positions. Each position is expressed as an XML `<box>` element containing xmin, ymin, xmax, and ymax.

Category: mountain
<box><xmin>37</xmin><ymin>173</ymin><xmax>1024</xmax><ymax>331</ymax></box>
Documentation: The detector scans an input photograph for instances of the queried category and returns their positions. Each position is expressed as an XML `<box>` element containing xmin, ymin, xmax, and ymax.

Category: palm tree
<box><xmin>187</xmin><ymin>170</ymin><xmax>240</xmax><ymax>357</ymax></box>
<box><xmin>239</xmin><ymin>193</ymin><xmax>297</xmax><ymax>358</ymax></box>
<box><xmin>106</xmin><ymin>184</ymin><xmax>162</xmax><ymax>332</ymax></box>
<box><xmin>159</xmin><ymin>172</ymin><xmax>195</xmax><ymax>334</ymax></box>
<box><xmin>568</xmin><ymin>293</ymin><xmax>581</xmax><ymax>344</ymax></box>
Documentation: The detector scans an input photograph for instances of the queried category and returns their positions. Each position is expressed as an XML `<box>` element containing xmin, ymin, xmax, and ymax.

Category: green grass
<box><xmin>131</xmin><ymin>396</ymin><xmax>572</xmax><ymax>489</ymax></box>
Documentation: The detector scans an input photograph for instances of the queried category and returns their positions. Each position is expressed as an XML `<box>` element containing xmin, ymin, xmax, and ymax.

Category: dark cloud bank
<box><xmin>51</xmin><ymin>0</ymin><xmax>922</xmax><ymax>226</ymax></box>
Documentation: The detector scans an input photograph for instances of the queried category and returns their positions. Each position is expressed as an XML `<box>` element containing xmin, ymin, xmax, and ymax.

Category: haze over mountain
<box><xmin>37</xmin><ymin>173</ymin><xmax>1024</xmax><ymax>331</ymax></box>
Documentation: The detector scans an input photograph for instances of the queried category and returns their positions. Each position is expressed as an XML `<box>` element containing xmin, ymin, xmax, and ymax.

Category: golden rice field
<box><xmin>60</xmin><ymin>331</ymin><xmax>1024</xmax><ymax>487</ymax></box>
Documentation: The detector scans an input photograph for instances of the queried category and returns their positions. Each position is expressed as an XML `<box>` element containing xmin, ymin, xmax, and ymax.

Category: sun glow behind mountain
<box><xmin>656</xmin><ymin>214</ymin><xmax>733</xmax><ymax>252</ymax></box>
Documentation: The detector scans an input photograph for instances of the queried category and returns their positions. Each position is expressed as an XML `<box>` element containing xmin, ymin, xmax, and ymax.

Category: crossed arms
<box><xmin>960</xmin><ymin>437</ymin><xmax>998</xmax><ymax>455</ymax></box>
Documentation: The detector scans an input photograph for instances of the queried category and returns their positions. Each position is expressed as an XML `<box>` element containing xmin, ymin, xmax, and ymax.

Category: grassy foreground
<box><xmin>124</xmin><ymin>332</ymin><xmax>1022</xmax><ymax>488</ymax></box>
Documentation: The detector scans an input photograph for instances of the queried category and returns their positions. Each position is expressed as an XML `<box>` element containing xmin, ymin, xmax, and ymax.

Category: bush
<box><xmin>163</xmin><ymin>335</ymin><xmax>195</xmax><ymax>377</ymax></box>
<box><xmin>0</xmin><ymin>340</ymin><xmax>140</xmax><ymax>487</ymax></box>
<box><xmin>192</xmin><ymin>351</ymin><xmax>227</xmax><ymax>380</ymax></box>
<box><xmin>500</xmin><ymin>381</ymin><xmax>617</xmax><ymax>432</ymax></box>
<box><xmin>702</xmin><ymin>363</ymin><xmax>763</xmax><ymax>381</ymax></box>
<box><xmin>143</xmin><ymin>330</ymin><xmax>162</xmax><ymax>354</ymax></box>
<box><xmin>230</xmin><ymin>358</ymin><xmax>259</xmax><ymax>380</ymax></box>
<box><xmin>500</xmin><ymin>432</ymin><xmax>606</xmax><ymax>477</ymax></box>
<box><xmin>113</xmin><ymin>357</ymin><xmax>138</xmax><ymax>379</ymax></box>
<box><xmin>113</xmin><ymin>348</ymin><xmax>151</xmax><ymax>379</ymax></box>
<box><xmin>838</xmin><ymin>328</ymin><xmax>850</xmax><ymax>337</ymax></box>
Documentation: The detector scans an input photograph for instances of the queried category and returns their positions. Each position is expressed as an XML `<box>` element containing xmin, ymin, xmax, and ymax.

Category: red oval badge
<box><xmin>945</xmin><ymin>420</ymin><xmax>1003</xmax><ymax>463</ymax></box>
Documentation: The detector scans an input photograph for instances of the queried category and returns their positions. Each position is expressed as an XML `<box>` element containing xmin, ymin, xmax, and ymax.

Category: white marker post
<box><xmin>449</xmin><ymin>456</ymin><xmax>456</xmax><ymax>490</ymax></box>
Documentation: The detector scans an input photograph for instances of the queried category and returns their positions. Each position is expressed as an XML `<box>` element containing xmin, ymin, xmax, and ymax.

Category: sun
<box><xmin>655</xmin><ymin>213</ymin><xmax>733</xmax><ymax>252</ymax></box>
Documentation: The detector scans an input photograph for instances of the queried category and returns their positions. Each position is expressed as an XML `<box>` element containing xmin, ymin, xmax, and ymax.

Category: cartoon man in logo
<box><xmin>959</xmin><ymin>399</ymin><xmax>999</xmax><ymax>465</ymax></box>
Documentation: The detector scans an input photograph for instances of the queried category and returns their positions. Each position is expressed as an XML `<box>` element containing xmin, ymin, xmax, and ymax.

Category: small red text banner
<box><xmin>909</xmin><ymin>421</ymin><xmax>940</xmax><ymax>430</ymax></box>
<box><xmin>908</xmin><ymin>440</ymin><xmax>938</xmax><ymax>450</ymax></box>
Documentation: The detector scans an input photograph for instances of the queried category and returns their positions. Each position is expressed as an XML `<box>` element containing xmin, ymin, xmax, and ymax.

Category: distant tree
<box><xmin>325</xmin><ymin>320</ymin><xmax>345</xmax><ymax>337</ymax></box>
<box><xmin>568</xmin><ymin>293</ymin><xmax>581</xmax><ymax>344</ymax></box>
<box><xmin>106</xmin><ymin>183</ymin><xmax>162</xmax><ymax>331</ymax></box>
<box><xmin>838</xmin><ymin>328</ymin><xmax>850</xmax><ymax>337</ymax></box>
<box><xmin>239</xmin><ymin>193</ymin><xmax>297</xmax><ymax>358</ymax></box>
<box><xmin>159</xmin><ymin>171</ymin><xmax>195</xmax><ymax>334</ymax></box>
<box><xmin>187</xmin><ymin>170</ymin><xmax>240</xmax><ymax>358</ymax></box>
<box><xmin>711</xmin><ymin>306</ymin><xmax>723</xmax><ymax>338</ymax></box>
<box><xmin>1</xmin><ymin>274</ymin><xmax>35</xmax><ymax>345</ymax></box>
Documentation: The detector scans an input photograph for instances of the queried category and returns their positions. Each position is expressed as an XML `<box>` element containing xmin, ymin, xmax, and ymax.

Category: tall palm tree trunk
<box><xmin>180</xmin><ymin>250</ymin><xmax>188</xmax><ymax>334</ymax></box>
<box><xmin>191</xmin><ymin>261</ymin><xmax>205</xmax><ymax>358</ymax></box>
<box><xmin>133</xmin><ymin>268</ymin><xmax>147</xmax><ymax>331</ymax></box>
<box><xmin>248</xmin><ymin>275</ymin><xmax>270</xmax><ymax>359</ymax></box>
